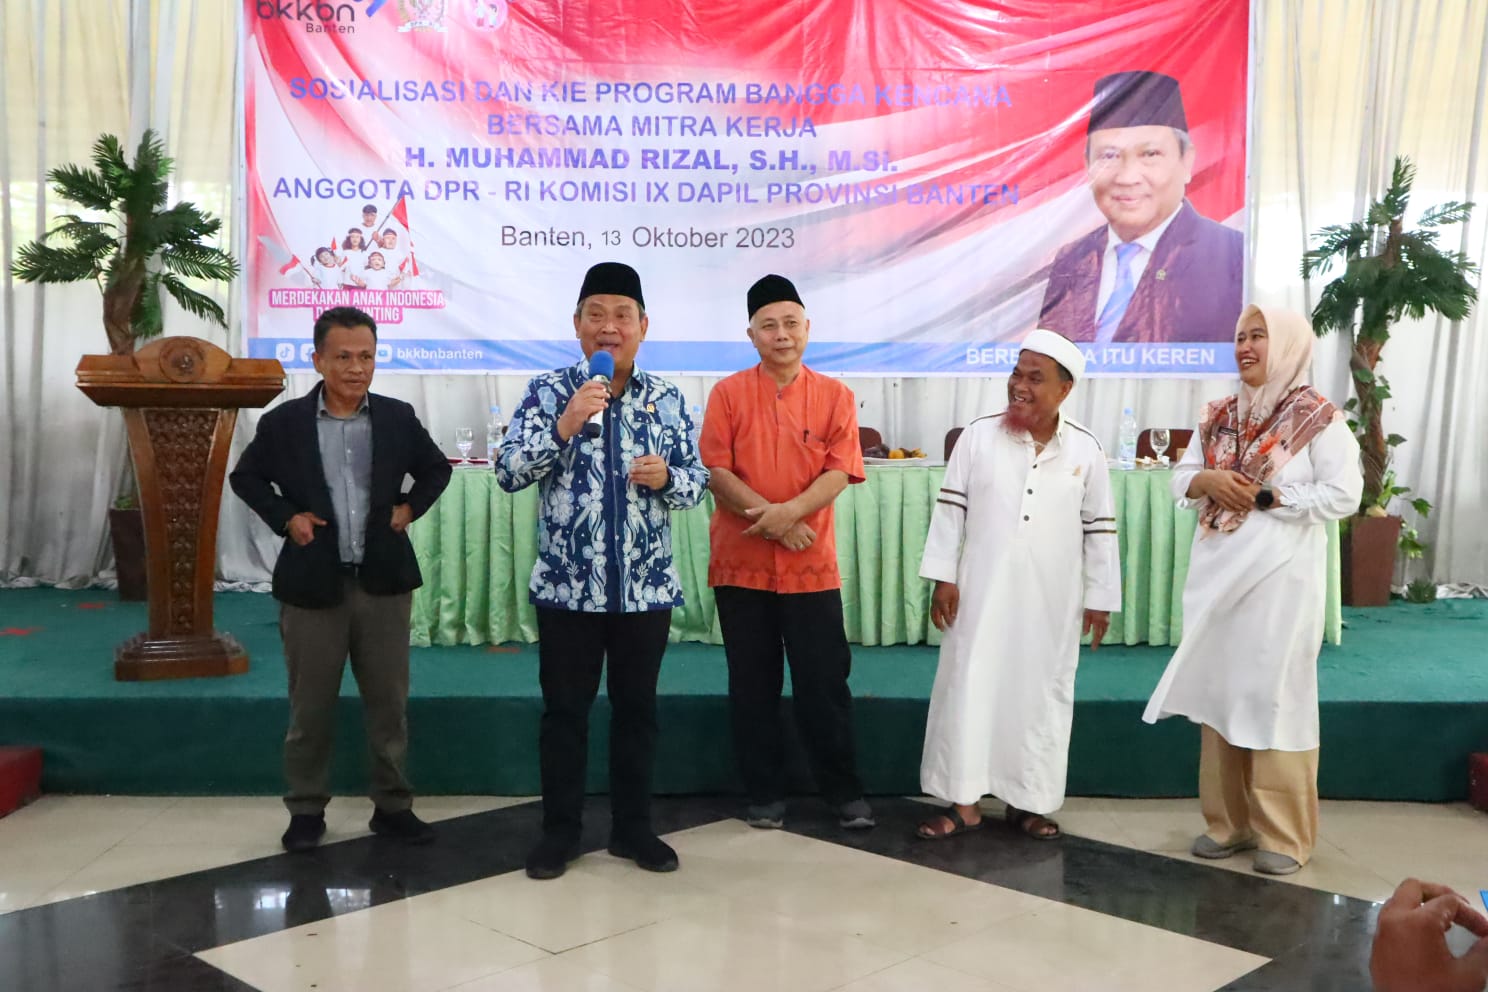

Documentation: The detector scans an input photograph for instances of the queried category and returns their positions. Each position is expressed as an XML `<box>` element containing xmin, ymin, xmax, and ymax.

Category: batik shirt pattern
<box><xmin>496</xmin><ymin>360</ymin><xmax>708</xmax><ymax>612</ymax></box>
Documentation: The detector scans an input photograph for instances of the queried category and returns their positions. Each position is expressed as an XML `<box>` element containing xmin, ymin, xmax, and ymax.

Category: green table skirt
<box><xmin>410</xmin><ymin>466</ymin><xmax>1342</xmax><ymax>648</ymax></box>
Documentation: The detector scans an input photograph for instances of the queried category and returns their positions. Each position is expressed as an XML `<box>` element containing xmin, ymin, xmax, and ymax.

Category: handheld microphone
<box><xmin>581</xmin><ymin>351</ymin><xmax>615</xmax><ymax>439</ymax></box>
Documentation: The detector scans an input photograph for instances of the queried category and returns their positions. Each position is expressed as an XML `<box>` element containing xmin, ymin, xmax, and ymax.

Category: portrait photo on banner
<box><xmin>241</xmin><ymin>0</ymin><xmax>1248</xmax><ymax>376</ymax></box>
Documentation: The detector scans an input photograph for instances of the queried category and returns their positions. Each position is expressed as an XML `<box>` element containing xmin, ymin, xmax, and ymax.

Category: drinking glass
<box><xmin>1150</xmin><ymin>428</ymin><xmax>1171</xmax><ymax>464</ymax></box>
<box><xmin>454</xmin><ymin>426</ymin><xmax>475</xmax><ymax>463</ymax></box>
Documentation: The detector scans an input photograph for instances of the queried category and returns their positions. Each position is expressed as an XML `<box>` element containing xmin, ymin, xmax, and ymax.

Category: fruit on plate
<box><xmin>864</xmin><ymin>444</ymin><xmax>926</xmax><ymax>459</ymax></box>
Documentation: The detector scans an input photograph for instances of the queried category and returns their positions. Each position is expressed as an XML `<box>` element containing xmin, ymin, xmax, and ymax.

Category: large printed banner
<box><xmin>243</xmin><ymin>0</ymin><xmax>1250</xmax><ymax>376</ymax></box>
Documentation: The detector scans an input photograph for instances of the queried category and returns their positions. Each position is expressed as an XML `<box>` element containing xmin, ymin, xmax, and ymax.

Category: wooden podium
<box><xmin>76</xmin><ymin>337</ymin><xmax>285</xmax><ymax>680</ymax></box>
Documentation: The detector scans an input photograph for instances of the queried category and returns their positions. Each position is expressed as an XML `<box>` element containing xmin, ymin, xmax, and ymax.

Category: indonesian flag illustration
<box><xmin>390</xmin><ymin>196</ymin><xmax>420</xmax><ymax>277</ymax></box>
<box><xmin>257</xmin><ymin>235</ymin><xmax>303</xmax><ymax>277</ymax></box>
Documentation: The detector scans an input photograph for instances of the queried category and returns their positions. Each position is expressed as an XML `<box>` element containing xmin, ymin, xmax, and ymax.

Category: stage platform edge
<box><xmin>2</xmin><ymin>588</ymin><xmax>1484</xmax><ymax>802</ymax></box>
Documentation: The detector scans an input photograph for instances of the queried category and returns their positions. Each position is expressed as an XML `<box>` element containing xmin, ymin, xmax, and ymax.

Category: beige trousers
<box><xmin>1199</xmin><ymin>724</ymin><xmax>1319</xmax><ymax>866</ymax></box>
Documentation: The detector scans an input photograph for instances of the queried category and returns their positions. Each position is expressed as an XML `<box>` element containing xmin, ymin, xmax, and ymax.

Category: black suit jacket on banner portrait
<box><xmin>1038</xmin><ymin>200</ymin><xmax>1243</xmax><ymax>344</ymax></box>
<box><xmin>230</xmin><ymin>382</ymin><xmax>452</xmax><ymax>609</ymax></box>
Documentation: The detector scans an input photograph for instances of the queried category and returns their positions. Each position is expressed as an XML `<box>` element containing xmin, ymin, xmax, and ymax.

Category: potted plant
<box><xmin>108</xmin><ymin>492</ymin><xmax>147</xmax><ymax>602</ymax></box>
<box><xmin>1301</xmin><ymin>156</ymin><xmax>1477</xmax><ymax>606</ymax></box>
<box><xmin>11</xmin><ymin>130</ymin><xmax>239</xmax><ymax>597</ymax></box>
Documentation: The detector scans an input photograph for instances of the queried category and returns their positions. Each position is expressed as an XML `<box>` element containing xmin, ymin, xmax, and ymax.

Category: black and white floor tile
<box><xmin>2</xmin><ymin>794</ymin><xmax>1483</xmax><ymax>991</ymax></box>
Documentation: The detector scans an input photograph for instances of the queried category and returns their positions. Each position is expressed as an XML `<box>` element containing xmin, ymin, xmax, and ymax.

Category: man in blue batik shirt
<box><xmin>497</xmin><ymin>262</ymin><xmax>708</xmax><ymax>880</ymax></box>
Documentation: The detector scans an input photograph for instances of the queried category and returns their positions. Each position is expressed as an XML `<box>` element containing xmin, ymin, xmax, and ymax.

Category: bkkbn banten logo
<box><xmin>256</xmin><ymin>0</ymin><xmax>387</xmax><ymax>34</ymax></box>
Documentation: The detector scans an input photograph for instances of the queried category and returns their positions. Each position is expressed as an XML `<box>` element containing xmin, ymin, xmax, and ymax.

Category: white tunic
<box><xmin>308</xmin><ymin>259</ymin><xmax>340</xmax><ymax>288</ymax></box>
<box><xmin>376</xmin><ymin>246</ymin><xmax>409</xmax><ymax>276</ymax></box>
<box><xmin>919</xmin><ymin>412</ymin><xmax>1122</xmax><ymax>813</ymax></box>
<box><xmin>1142</xmin><ymin>418</ymin><xmax>1362</xmax><ymax>751</ymax></box>
<box><xmin>357</xmin><ymin>266</ymin><xmax>395</xmax><ymax>290</ymax></box>
<box><xmin>337</xmin><ymin>248</ymin><xmax>366</xmax><ymax>283</ymax></box>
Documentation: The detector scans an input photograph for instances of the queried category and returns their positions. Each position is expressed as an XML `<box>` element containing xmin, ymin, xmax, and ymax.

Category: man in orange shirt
<box><xmin>700</xmin><ymin>274</ymin><xmax>874</xmax><ymax>831</ymax></box>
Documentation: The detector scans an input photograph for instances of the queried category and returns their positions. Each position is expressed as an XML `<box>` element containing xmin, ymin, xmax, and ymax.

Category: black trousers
<box><xmin>535</xmin><ymin>606</ymin><xmax>672</xmax><ymax>843</ymax></box>
<box><xmin>715</xmin><ymin>586</ymin><xmax>864</xmax><ymax>807</ymax></box>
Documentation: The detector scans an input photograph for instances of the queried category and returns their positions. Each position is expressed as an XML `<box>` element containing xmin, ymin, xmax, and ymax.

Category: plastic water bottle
<box><xmin>1117</xmin><ymin>407</ymin><xmax>1138</xmax><ymax>470</ymax></box>
<box><xmin>690</xmin><ymin>404</ymin><xmax>703</xmax><ymax>447</ymax></box>
<box><xmin>486</xmin><ymin>404</ymin><xmax>504</xmax><ymax>460</ymax></box>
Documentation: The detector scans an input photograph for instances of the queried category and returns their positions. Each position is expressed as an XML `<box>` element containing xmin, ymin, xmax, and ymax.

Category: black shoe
<box><xmin>281</xmin><ymin>813</ymin><xmax>326</xmax><ymax>852</ymax></box>
<box><xmin>525</xmin><ymin>835</ymin><xmax>580</xmax><ymax>880</ymax></box>
<box><xmin>608</xmin><ymin>831</ymin><xmax>679</xmax><ymax>873</ymax></box>
<box><xmin>369</xmin><ymin>808</ymin><xmax>435</xmax><ymax>845</ymax></box>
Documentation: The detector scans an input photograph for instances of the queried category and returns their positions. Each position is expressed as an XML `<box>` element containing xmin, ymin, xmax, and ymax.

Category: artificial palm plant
<box><xmin>12</xmin><ymin>130</ymin><xmax>240</xmax><ymax>600</ymax></box>
<box><xmin>11</xmin><ymin>129</ymin><xmax>238</xmax><ymax>353</ymax></box>
<box><xmin>1301</xmin><ymin>156</ymin><xmax>1477</xmax><ymax>513</ymax></box>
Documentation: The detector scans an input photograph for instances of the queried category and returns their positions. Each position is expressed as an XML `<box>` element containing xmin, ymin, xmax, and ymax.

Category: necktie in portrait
<box><xmin>1096</xmin><ymin>241</ymin><xmax>1141</xmax><ymax>343</ymax></box>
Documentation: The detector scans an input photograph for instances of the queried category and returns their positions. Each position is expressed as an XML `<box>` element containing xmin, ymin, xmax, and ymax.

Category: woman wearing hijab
<box><xmin>1143</xmin><ymin>304</ymin><xmax>1362</xmax><ymax>875</ymax></box>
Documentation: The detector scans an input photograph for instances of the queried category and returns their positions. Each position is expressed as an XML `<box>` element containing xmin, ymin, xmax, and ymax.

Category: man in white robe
<box><xmin>916</xmin><ymin>329</ymin><xmax>1122</xmax><ymax>840</ymax></box>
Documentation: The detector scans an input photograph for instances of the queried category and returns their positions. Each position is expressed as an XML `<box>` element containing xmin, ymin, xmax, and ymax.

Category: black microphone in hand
<box><xmin>581</xmin><ymin>351</ymin><xmax>615</xmax><ymax>439</ymax></box>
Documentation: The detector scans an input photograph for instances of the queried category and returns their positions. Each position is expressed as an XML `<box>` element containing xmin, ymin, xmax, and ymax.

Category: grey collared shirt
<box><xmin>316</xmin><ymin>392</ymin><xmax>373</xmax><ymax>564</ymax></box>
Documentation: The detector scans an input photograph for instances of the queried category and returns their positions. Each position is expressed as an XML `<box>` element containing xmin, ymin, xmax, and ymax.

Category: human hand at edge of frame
<box><xmin>1370</xmin><ymin>878</ymin><xmax>1488</xmax><ymax>992</ymax></box>
<box><xmin>1083</xmin><ymin>609</ymin><xmax>1110</xmax><ymax>650</ymax></box>
<box><xmin>930</xmin><ymin>581</ymin><xmax>959</xmax><ymax>631</ymax></box>
<box><xmin>390</xmin><ymin>504</ymin><xmax>414</xmax><ymax>533</ymax></box>
<box><xmin>778</xmin><ymin>521</ymin><xmax>816</xmax><ymax>552</ymax></box>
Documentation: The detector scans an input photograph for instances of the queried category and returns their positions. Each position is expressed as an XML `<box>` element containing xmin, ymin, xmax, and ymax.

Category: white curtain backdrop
<box><xmin>3</xmin><ymin>0</ymin><xmax>1486</xmax><ymax>588</ymax></box>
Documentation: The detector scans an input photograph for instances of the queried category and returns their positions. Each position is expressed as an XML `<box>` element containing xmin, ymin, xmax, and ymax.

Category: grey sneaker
<box><xmin>838</xmin><ymin>798</ymin><xmax>876</xmax><ymax>830</ymax></box>
<box><xmin>1253</xmin><ymin>850</ymin><xmax>1301</xmax><ymax>875</ymax></box>
<box><xmin>1191</xmin><ymin>834</ymin><xmax>1258</xmax><ymax>859</ymax></box>
<box><xmin>744</xmin><ymin>802</ymin><xmax>785</xmax><ymax>829</ymax></box>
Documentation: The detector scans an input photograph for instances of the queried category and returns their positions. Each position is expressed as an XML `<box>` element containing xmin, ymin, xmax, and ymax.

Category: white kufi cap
<box><xmin>1019</xmin><ymin>328</ymin><xmax>1086</xmax><ymax>382</ymax></box>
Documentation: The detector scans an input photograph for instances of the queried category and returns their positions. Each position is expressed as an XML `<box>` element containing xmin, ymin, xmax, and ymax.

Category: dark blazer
<box><xmin>1038</xmin><ymin>201</ymin><xmax>1243</xmax><ymax>344</ymax></box>
<box><xmin>230</xmin><ymin>382</ymin><xmax>452</xmax><ymax>609</ymax></box>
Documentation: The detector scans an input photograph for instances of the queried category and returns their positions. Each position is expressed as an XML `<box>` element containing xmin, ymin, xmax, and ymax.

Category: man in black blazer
<box><xmin>231</xmin><ymin>306</ymin><xmax>451</xmax><ymax>851</ymax></box>
<box><xmin>1039</xmin><ymin>71</ymin><xmax>1243</xmax><ymax>345</ymax></box>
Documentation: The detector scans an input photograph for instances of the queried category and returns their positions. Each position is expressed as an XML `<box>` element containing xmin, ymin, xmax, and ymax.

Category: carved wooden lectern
<box><xmin>76</xmin><ymin>337</ymin><xmax>285</xmax><ymax>680</ymax></box>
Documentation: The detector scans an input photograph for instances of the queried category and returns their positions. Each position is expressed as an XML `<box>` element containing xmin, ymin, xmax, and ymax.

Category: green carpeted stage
<box><xmin>1</xmin><ymin>587</ymin><xmax>1484</xmax><ymax>801</ymax></box>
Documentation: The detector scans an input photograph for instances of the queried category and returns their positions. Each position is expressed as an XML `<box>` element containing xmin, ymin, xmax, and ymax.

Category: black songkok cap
<box><xmin>747</xmin><ymin>274</ymin><xmax>804</xmax><ymax>319</ymax></box>
<box><xmin>1088</xmin><ymin>71</ymin><xmax>1188</xmax><ymax>133</ymax></box>
<box><xmin>577</xmin><ymin>262</ymin><xmax>645</xmax><ymax>310</ymax></box>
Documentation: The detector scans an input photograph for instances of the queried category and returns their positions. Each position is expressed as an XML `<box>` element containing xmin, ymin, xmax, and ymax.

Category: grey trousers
<box><xmin>279</xmin><ymin>576</ymin><xmax>413</xmax><ymax>815</ymax></box>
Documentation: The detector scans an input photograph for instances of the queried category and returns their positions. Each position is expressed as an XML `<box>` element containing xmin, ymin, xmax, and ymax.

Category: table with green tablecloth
<box><xmin>409</xmin><ymin>465</ymin><xmax>1342</xmax><ymax>648</ymax></box>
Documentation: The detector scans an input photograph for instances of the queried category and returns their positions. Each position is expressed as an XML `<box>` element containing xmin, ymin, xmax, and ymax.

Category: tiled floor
<box><xmin>1</xmin><ymin>793</ymin><xmax>1483</xmax><ymax>991</ymax></box>
<box><xmin>0</xmin><ymin>795</ymin><xmax>529</xmax><ymax>914</ymax></box>
<box><xmin>1053</xmin><ymin>796</ymin><xmax>1486</xmax><ymax>906</ymax></box>
<box><xmin>195</xmin><ymin>819</ymin><xmax>1265</xmax><ymax>992</ymax></box>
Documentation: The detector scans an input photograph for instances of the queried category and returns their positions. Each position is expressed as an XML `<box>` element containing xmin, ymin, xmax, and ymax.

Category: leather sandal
<box><xmin>916</xmin><ymin>805</ymin><xmax>983</xmax><ymax>841</ymax></box>
<box><xmin>1007</xmin><ymin>806</ymin><xmax>1061</xmax><ymax>840</ymax></box>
